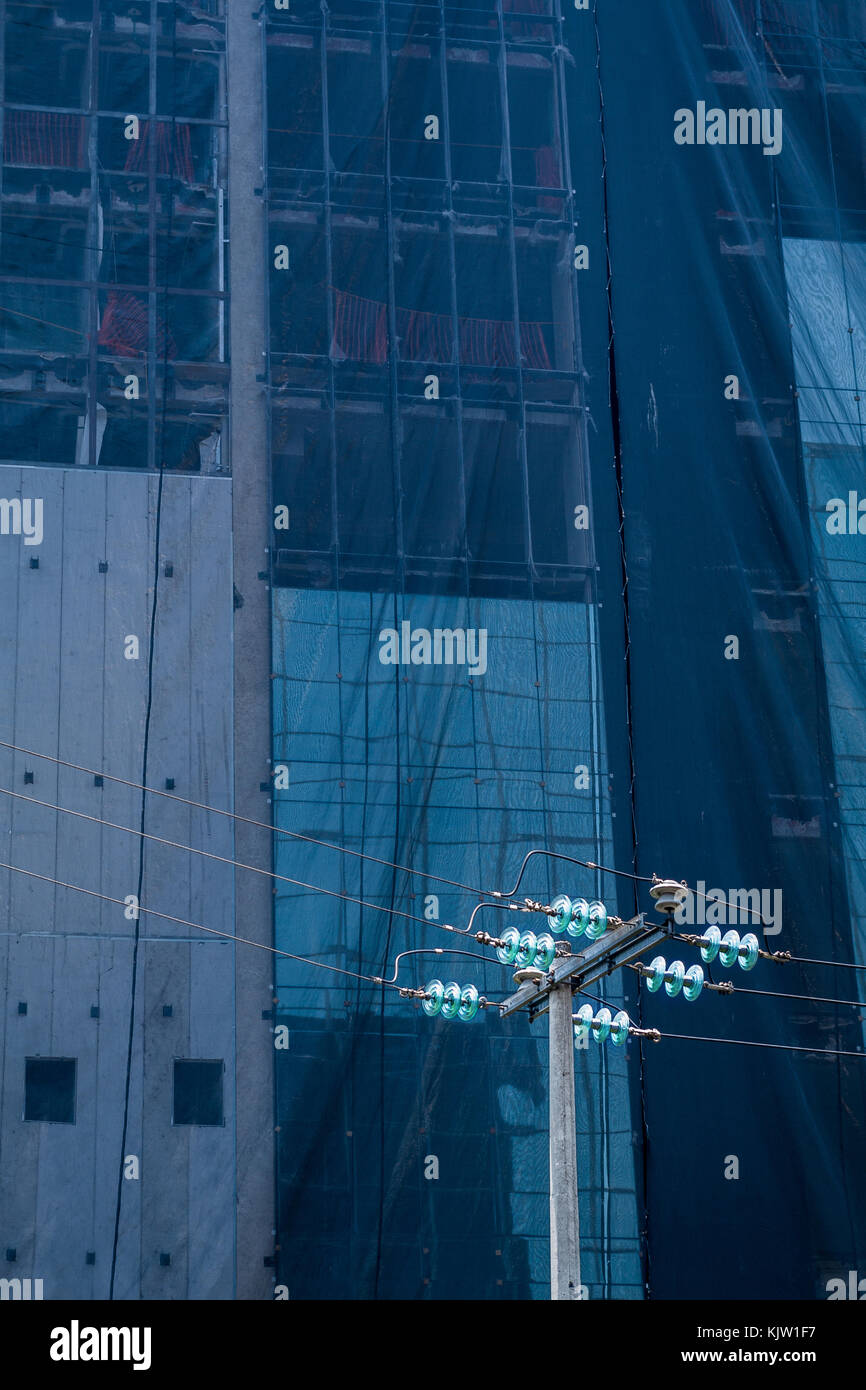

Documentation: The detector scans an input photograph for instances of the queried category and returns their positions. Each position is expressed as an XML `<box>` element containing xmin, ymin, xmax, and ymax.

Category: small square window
<box><xmin>25</xmin><ymin>1058</ymin><xmax>76</xmax><ymax>1124</ymax></box>
<box><xmin>172</xmin><ymin>1059</ymin><xmax>223</xmax><ymax>1126</ymax></box>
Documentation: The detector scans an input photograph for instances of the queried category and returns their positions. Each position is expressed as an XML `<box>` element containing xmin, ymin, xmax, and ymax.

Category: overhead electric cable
<box><xmin>657</xmin><ymin>1031</ymin><xmax>866</xmax><ymax>1060</ymax></box>
<box><xmin>0</xmin><ymin>857</ymin><xmax>502</xmax><ymax>992</ymax></box>
<box><xmin>0</xmin><ymin>738</ymin><xmax>649</xmax><ymax>899</ymax></box>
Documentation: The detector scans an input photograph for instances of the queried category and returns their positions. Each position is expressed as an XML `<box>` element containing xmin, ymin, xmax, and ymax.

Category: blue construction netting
<box><xmin>268</xmin><ymin>0</ymin><xmax>866</xmax><ymax>1300</ymax></box>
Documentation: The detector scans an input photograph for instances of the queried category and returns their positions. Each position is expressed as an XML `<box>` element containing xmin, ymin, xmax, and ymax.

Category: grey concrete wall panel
<box><xmin>0</xmin><ymin>463</ymin><xmax>237</xmax><ymax>1299</ymax></box>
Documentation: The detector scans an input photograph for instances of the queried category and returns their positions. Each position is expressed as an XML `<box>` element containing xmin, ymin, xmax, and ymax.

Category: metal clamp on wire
<box><xmin>523</xmin><ymin>897</ymin><xmax>558</xmax><ymax>916</ymax></box>
<box><xmin>474</xmin><ymin>930</ymin><xmax>506</xmax><ymax>948</ymax></box>
<box><xmin>629</xmin><ymin>1025</ymin><xmax>661</xmax><ymax>1042</ymax></box>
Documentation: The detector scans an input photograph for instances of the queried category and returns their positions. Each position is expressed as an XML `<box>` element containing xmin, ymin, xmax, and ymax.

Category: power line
<box><xmin>728</xmin><ymin>984</ymin><xmax>866</xmax><ymax>1010</ymax></box>
<box><xmin>577</xmin><ymin>985</ymin><xmax>866</xmax><ymax>1056</ymax></box>
<box><xmin>494</xmin><ymin>847</ymin><xmax>654</xmax><ymax>898</ymax></box>
<box><xmin>656</xmin><ymin>1030</ymin><xmax>866</xmax><ymax>1060</ymax></box>
<box><xmin>632</xmin><ymin>967</ymin><xmax>866</xmax><ymax>1012</ymax></box>
<box><xmin>0</xmin><ymin>856</ymin><xmax>502</xmax><ymax>994</ymax></box>
<box><xmin>0</xmin><ymin>738</ymin><xmax>644</xmax><ymax>901</ymax></box>
<box><xmin>672</xmin><ymin>931</ymin><xmax>866</xmax><ymax>977</ymax></box>
<box><xmin>0</xmin><ymin>745</ymin><xmax>786</xmax><ymax>933</ymax></box>
<box><xmin>786</xmin><ymin>954</ymin><xmax>866</xmax><ymax>973</ymax></box>
<box><xmin>0</xmin><ymin>784</ymin><xmax>460</xmax><ymax>934</ymax></box>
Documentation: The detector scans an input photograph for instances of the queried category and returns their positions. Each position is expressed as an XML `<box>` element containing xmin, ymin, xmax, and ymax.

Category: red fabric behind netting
<box><xmin>331</xmin><ymin>289</ymin><xmax>550</xmax><ymax>369</ymax></box>
<box><xmin>98</xmin><ymin>291</ymin><xmax>176</xmax><ymax>359</ymax></box>
<box><xmin>123</xmin><ymin>121</ymin><xmax>195</xmax><ymax>182</ymax></box>
<box><xmin>3</xmin><ymin>110</ymin><xmax>87</xmax><ymax>169</ymax></box>
<box><xmin>502</xmin><ymin>0</ymin><xmax>550</xmax><ymax>39</ymax></box>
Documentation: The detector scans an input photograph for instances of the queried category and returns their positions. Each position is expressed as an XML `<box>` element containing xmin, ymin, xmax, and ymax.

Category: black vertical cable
<box><xmin>591</xmin><ymin>0</ymin><xmax>651</xmax><ymax>1300</ymax></box>
<box><xmin>108</xmin><ymin>2</ymin><xmax>177</xmax><ymax>1298</ymax></box>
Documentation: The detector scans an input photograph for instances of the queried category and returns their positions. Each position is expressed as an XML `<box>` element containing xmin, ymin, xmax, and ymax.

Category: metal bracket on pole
<box><xmin>498</xmin><ymin>914</ymin><xmax>670</xmax><ymax>1022</ymax></box>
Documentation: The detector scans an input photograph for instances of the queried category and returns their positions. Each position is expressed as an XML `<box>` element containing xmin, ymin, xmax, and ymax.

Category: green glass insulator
<box><xmin>440</xmin><ymin>981</ymin><xmax>462</xmax><ymax>1020</ymax></box>
<box><xmin>568</xmin><ymin>898</ymin><xmax>590</xmax><ymax>938</ymax></box>
<box><xmin>573</xmin><ymin>1003</ymin><xmax>594</xmax><ymax>1044</ymax></box>
<box><xmin>664</xmin><ymin>960</ymin><xmax>685</xmax><ymax>997</ymax></box>
<box><xmin>592</xmin><ymin>1007</ymin><xmax>612</xmax><ymax>1043</ymax></box>
<box><xmin>550</xmin><ymin>894</ymin><xmax>573</xmax><ymax>935</ymax></box>
<box><xmin>646</xmin><ymin>956</ymin><xmax>667</xmax><ymax>992</ymax></box>
<box><xmin>683</xmin><ymin>963</ymin><xmax>704</xmax><ymax>1001</ymax></box>
<box><xmin>719</xmin><ymin>930</ymin><xmax>741</xmax><ymax>969</ymax></box>
<box><xmin>515</xmin><ymin>931</ymin><xmax>538</xmax><ymax>968</ymax></box>
<box><xmin>610</xmin><ymin>1011</ymin><xmax>630</xmax><ymax>1046</ymax></box>
<box><xmin>738</xmin><ymin>932</ymin><xmax>759</xmax><ymax>971</ymax></box>
<box><xmin>534</xmin><ymin>933</ymin><xmax>556</xmax><ymax>970</ymax></box>
<box><xmin>496</xmin><ymin>925</ymin><xmax>520</xmax><ymax>965</ymax></box>
<box><xmin>422</xmin><ymin>979</ymin><xmax>444</xmax><ymax>1017</ymax></box>
<box><xmin>458</xmin><ymin>983</ymin><xmax>480</xmax><ymax>1021</ymax></box>
<box><xmin>699</xmin><ymin>926</ymin><xmax>721</xmax><ymax>963</ymax></box>
<box><xmin>586</xmin><ymin>900</ymin><xmax>608</xmax><ymax>941</ymax></box>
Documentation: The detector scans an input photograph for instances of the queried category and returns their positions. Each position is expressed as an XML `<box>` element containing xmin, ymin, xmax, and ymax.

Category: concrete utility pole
<box><xmin>548</xmin><ymin>982</ymin><xmax>581</xmax><ymax>1298</ymax></box>
<box><xmin>500</xmin><ymin>911</ymin><xmax>669</xmax><ymax>1300</ymax></box>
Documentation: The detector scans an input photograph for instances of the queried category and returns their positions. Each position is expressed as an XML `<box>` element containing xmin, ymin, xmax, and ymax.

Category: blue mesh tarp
<box><xmin>267</xmin><ymin>0</ymin><xmax>866</xmax><ymax>1299</ymax></box>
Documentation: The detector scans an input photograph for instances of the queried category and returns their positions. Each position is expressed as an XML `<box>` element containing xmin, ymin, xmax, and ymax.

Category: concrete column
<box><xmin>226</xmin><ymin>4</ymin><xmax>274</xmax><ymax>1301</ymax></box>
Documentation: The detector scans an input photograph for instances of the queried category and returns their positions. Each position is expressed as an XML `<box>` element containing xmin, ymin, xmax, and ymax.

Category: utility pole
<box><xmin>500</xmin><ymin>907</ymin><xmax>671</xmax><ymax>1300</ymax></box>
<box><xmin>548</xmin><ymin>981</ymin><xmax>581</xmax><ymax>1298</ymax></box>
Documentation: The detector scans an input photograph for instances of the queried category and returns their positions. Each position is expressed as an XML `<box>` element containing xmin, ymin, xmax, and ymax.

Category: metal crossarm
<box><xmin>498</xmin><ymin>914</ymin><xmax>670</xmax><ymax>1020</ymax></box>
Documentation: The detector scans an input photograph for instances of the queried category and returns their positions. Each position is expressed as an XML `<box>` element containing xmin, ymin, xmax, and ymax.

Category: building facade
<box><xmin>1</xmin><ymin>0</ymin><xmax>865</xmax><ymax>1302</ymax></box>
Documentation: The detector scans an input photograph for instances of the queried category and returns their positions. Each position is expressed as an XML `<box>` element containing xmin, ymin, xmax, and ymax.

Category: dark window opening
<box><xmin>267</xmin><ymin>44</ymin><xmax>324</xmax><ymax>176</ymax></box>
<box><xmin>272</xmin><ymin>407</ymin><xmax>332</xmax><ymax>552</ymax></box>
<box><xmin>327</xmin><ymin>47</ymin><xmax>385</xmax><ymax>178</ymax></box>
<box><xmin>99</xmin><ymin>46</ymin><xmax>150</xmax><ymax>111</ymax></box>
<box><xmin>336</xmin><ymin>404</ymin><xmax>396</xmax><ymax>559</ymax></box>
<box><xmin>447</xmin><ymin>51</ymin><xmax>503</xmax><ymax>184</ymax></box>
<box><xmin>463</xmin><ymin>411</ymin><xmax>525</xmax><ymax>564</ymax></box>
<box><xmin>157</xmin><ymin>52</ymin><xmax>221</xmax><ymax>121</ymax></box>
<box><xmin>387</xmin><ymin>52</ymin><xmax>445</xmax><ymax>183</ymax></box>
<box><xmin>25</xmin><ymin>1057</ymin><xmax>76</xmax><ymax>1124</ymax></box>
<box><xmin>270</xmin><ymin>221</ymin><xmax>328</xmax><ymax>357</ymax></box>
<box><xmin>507</xmin><ymin>62</ymin><xmax>558</xmax><ymax>192</ymax></box>
<box><xmin>172</xmin><ymin>1058</ymin><xmax>224</xmax><ymax>1126</ymax></box>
